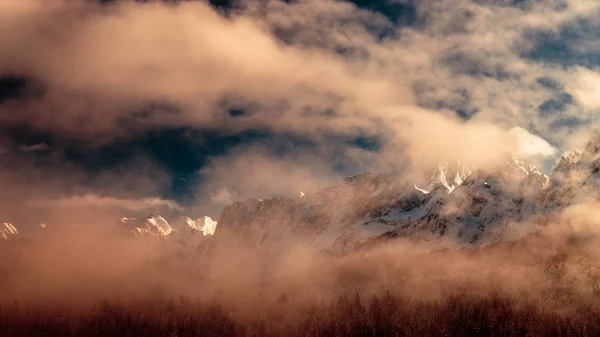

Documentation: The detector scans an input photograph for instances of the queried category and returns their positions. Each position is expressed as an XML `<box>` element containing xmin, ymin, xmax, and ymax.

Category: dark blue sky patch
<box><xmin>60</xmin><ymin>128</ymin><xmax>276</xmax><ymax>201</ymax></box>
<box><xmin>208</xmin><ymin>0</ymin><xmax>237</xmax><ymax>10</ymax></box>
<box><xmin>523</xmin><ymin>17</ymin><xmax>600</xmax><ymax>67</ymax></box>
<box><xmin>268</xmin><ymin>0</ymin><xmax>403</xmax><ymax>51</ymax></box>
<box><xmin>549</xmin><ymin>116</ymin><xmax>589</xmax><ymax>131</ymax></box>
<box><xmin>345</xmin><ymin>134</ymin><xmax>382</xmax><ymax>152</ymax></box>
<box><xmin>216</xmin><ymin>96</ymin><xmax>259</xmax><ymax>118</ymax></box>
<box><xmin>455</xmin><ymin>108</ymin><xmax>480</xmax><ymax>120</ymax></box>
<box><xmin>536</xmin><ymin>76</ymin><xmax>563</xmax><ymax>90</ymax></box>
<box><xmin>0</xmin><ymin>123</ymin><xmax>272</xmax><ymax>202</ymax></box>
<box><xmin>414</xmin><ymin>84</ymin><xmax>480</xmax><ymax>121</ymax></box>
<box><xmin>473</xmin><ymin>0</ymin><xmax>567</xmax><ymax>11</ymax></box>
<box><xmin>473</xmin><ymin>0</ymin><xmax>531</xmax><ymax>10</ymax></box>
<box><xmin>347</xmin><ymin>0</ymin><xmax>417</xmax><ymax>27</ymax></box>
<box><xmin>228</xmin><ymin>108</ymin><xmax>246</xmax><ymax>117</ymax></box>
<box><xmin>62</xmin><ymin>127</ymin><xmax>383</xmax><ymax>203</ymax></box>
<box><xmin>7</xmin><ymin>122</ymin><xmax>378</xmax><ymax>204</ymax></box>
<box><xmin>0</xmin><ymin>123</ymin><xmax>55</xmax><ymax>149</ymax></box>
<box><xmin>0</xmin><ymin>75</ymin><xmax>43</xmax><ymax>104</ymax></box>
<box><xmin>0</xmin><ymin>75</ymin><xmax>28</xmax><ymax>103</ymax></box>
<box><xmin>538</xmin><ymin>92</ymin><xmax>574</xmax><ymax>117</ymax></box>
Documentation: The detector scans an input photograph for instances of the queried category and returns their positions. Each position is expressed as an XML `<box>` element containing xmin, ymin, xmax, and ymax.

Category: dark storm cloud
<box><xmin>1</xmin><ymin>0</ymin><xmax>598</xmax><ymax>216</ymax></box>
<box><xmin>524</xmin><ymin>17</ymin><xmax>600</xmax><ymax>68</ymax></box>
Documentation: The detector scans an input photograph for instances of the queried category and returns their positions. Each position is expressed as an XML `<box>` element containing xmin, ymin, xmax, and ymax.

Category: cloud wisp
<box><xmin>0</xmin><ymin>0</ymin><xmax>599</xmax><ymax>211</ymax></box>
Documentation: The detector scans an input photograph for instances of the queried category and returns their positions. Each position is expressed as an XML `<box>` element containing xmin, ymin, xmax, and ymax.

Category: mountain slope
<box><xmin>215</xmin><ymin>130</ymin><xmax>600</xmax><ymax>254</ymax></box>
<box><xmin>5</xmin><ymin>132</ymin><xmax>600</xmax><ymax>257</ymax></box>
<box><xmin>217</xmin><ymin>153</ymin><xmax>555</xmax><ymax>254</ymax></box>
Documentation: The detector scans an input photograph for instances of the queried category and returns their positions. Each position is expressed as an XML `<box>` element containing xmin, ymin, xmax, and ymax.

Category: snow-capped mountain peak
<box><xmin>141</xmin><ymin>215</ymin><xmax>173</xmax><ymax>236</ymax></box>
<box><xmin>427</xmin><ymin>162</ymin><xmax>472</xmax><ymax>193</ymax></box>
<box><xmin>115</xmin><ymin>214</ymin><xmax>218</xmax><ymax>249</ymax></box>
<box><xmin>215</xmin><ymin>148</ymin><xmax>567</xmax><ymax>253</ymax></box>
<box><xmin>1</xmin><ymin>222</ymin><xmax>18</xmax><ymax>240</ymax></box>
<box><xmin>183</xmin><ymin>216</ymin><xmax>218</xmax><ymax>236</ymax></box>
<box><xmin>554</xmin><ymin>149</ymin><xmax>583</xmax><ymax>174</ymax></box>
<box><xmin>6</xmin><ymin>130</ymin><xmax>600</xmax><ymax>257</ymax></box>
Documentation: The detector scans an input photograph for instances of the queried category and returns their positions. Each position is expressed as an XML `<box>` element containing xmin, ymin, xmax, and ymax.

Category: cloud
<box><xmin>29</xmin><ymin>194</ymin><xmax>182</xmax><ymax>213</ymax></box>
<box><xmin>567</xmin><ymin>67</ymin><xmax>600</xmax><ymax>109</ymax></box>
<box><xmin>1</xmin><ymin>0</ymin><xmax>599</xmax><ymax>211</ymax></box>
<box><xmin>509</xmin><ymin>126</ymin><xmax>558</xmax><ymax>158</ymax></box>
<box><xmin>6</xmin><ymin>0</ymin><xmax>600</xmax><ymax>318</ymax></box>
<box><xmin>197</xmin><ymin>144</ymin><xmax>345</xmax><ymax>205</ymax></box>
<box><xmin>211</xmin><ymin>186</ymin><xmax>235</xmax><ymax>205</ymax></box>
<box><xmin>0</xmin><ymin>0</ymin><xmax>409</xmax><ymax>141</ymax></box>
<box><xmin>17</xmin><ymin>142</ymin><xmax>48</xmax><ymax>152</ymax></box>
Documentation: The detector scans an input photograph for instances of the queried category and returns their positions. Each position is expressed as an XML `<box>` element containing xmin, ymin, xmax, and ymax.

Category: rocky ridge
<box><xmin>215</xmin><ymin>133</ymin><xmax>600</xmax><ymax>254</ymax></box>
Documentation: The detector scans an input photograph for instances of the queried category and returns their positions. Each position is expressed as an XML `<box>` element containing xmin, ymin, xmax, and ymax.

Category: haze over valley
<box><xmin>3</xmin><ymin>0</ymin><xmax>600</xmax><ymax>335</ymax></box>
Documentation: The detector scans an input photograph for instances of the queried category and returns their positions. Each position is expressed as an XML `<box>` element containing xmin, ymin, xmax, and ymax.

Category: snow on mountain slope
<box><xmin>218</xmin><ymin>169</ymin><xmax>426</xmax><ymax>251</ymax></box>
<box><xmin>0</xmin><ymin>222</ymin><xmax>18</xmax><ymax>240</ymax></box>
<box><xmin>0</xmin><ymin>214</ymin><xmax>218</xmax><ymax>248</ymax></box>
<box><xmin>140</xmin><ymin>215</ymin><xmax>173</xmax><ymax>236</ymax></box>
<box><xmin>541</xmin><ymin>130</ymin><xmax>600</xmax><ymax>211</ymax></box>
<box><xmin>169</xmin><ymin>216</ymin><xmax>218</xmax><ymax>247</ymax></box>
<box><xmin>5</xmin><ymin>131</ymin><xmax>600</xmax><ymax>256</ymax></box>
<box><xmin>118</xmin><ymin>214</ymin><xmax>218</xmax><ymax>249</ymax></box>
<box><xmin>337</xmin><ymin>155</ymin><xmax>548</xmax><ymax>250</ymax></box>
<box><xmin>426</xmin><ymin>162</ymin><xmax>472</xmax><ymax>192</ymax></box>
<box><xmin>217</xmin><ymin>153</ymin><xmax>554</xmax><ymax>254</ymax></box>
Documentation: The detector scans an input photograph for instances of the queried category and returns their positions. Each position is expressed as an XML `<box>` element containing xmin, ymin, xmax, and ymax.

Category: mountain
<box><xmin>4</xmin><ymin>131</ymin><xmax>600</xmax><ymax>257</ymax></box>
<box><xmin>541</xmin><ymin>130</ymin><xmax>600</xmax><ymax>211</ymax></box>
<box><xmin>169</xmin><ymin>216</ymin><xmax>218</xmax><ymax>247</ymax></box>
<box><xmin>214</xmin><ymin>133</ymin><xmax>600</xmax><ymax>254</ymax></box>
<box><xmin>120</xmin><ymin>215</ymin><xmax>218</xmax><ymax>247</ymax></box>
<box><xmin>216</xmin><ymin>154</ymin><xmax>550</xmax><ymax>253</ymax></box>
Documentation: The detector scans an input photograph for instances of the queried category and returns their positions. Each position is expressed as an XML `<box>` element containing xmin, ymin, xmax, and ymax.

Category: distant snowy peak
<box><xmin>427</xmin><ymin>162</ymin><xmax>472</xmax><ymax>193</ymax></box>
<box><xmin>138</xmin><ymin>215</ymin><xmax>173</xmax><ymax>236</ymax></box>
<box><xmin>181</xmin><ymin>217</ymin><xmax>216</xmax><ymax>234</ymax></box>
<box><xmin>0</xmin><ymin>214</ymin><xmax>218</xmax><ymax>246</ymax></box>
<box><xmin>542</xmin><ymin>133</ymin><xmax>600</xmax><ymax>209</ymax></box>
<box><xmin>0</xmin><ymin>222</ymin><xmax>18</xmax><ymax>240</ymax></box>
<box><xmin>422</xmin><ymin>156</ymin><xmax>547</xmax><ymax>194</ymax></box>
<box><xmin>553</xmin><ymin>150</ymin><xmax>583</xmax><ymax>175</ymax></box>
<box><xmin>120</xmin><ymin>214</ymin><xmax>219</xmax><ymax>249</ymax></box>
<box><xmin>197</xmin><ymin>216</ymin><xmax>218</xmax><ymax>236</ymax></box>
<box><xmin>505</xmin><ymin>154</ymin><xmax>550</xmax><ymax>191</ymax></box>
<box><xmin>217</xmin><ymin>150</ymin><xmax>559</xmax><ymax>253</ymax></box>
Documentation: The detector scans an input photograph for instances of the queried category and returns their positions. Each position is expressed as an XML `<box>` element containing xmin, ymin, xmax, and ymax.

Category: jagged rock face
<box><xmin>6</xmin><ymin>132</ymin><xmax>600</xmax><ymax>256</ymax></box>
<box><xmin>218</xmin><ymin>155</ymin><xmax>552</xmax><ymax>253</ymax></box>
<box><xmin>219</xmin><ymin>170</ymin><xmax>424</xmax><ymax>250</ymax></box>
<box><xmin>541</xmin><ymin>150</ymin><xmax>584</xmax><ymax>210</ymax></box>
<box><xmin>349</xmin><ymin>156</ymin><xmax>547</xmax><ymax>249</ymax></box>
<box><xmin>541</xmin><ymin>132</ymin><xmax>600</xmax><ymax>210</ymax></box>
<box><xmin>427</xmin><ymin>162</ymin><xmax>472</xmax><ymax>192</ymax></box>
<box><xmin>119</xmin><ymin>215</ymin><xmax>218</xmax><ymax>250</ymax></box>
<box><xmin>120</xmin><ymin>215</ymin><xmax>174</xmax><ymax>237</ymax></box>
<box><xmin>421</xmin><ymin>159</ymin><xmax>544</xmax><ymax>245</ymax></box>
<box><xmin>169</xmin><ymin>216</ymin><xmax>218</xmax><ymax>247</ymax></box>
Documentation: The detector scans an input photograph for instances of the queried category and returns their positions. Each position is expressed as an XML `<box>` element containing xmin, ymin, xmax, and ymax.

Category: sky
<box><xmin>0</xmin><ymin>0</ymin><xmax>599</xmax><ymax>221</ymax></box>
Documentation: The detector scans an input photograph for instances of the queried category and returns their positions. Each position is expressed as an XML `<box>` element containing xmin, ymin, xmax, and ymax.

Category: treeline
<box><xmin>1</xmin><ymin>291</ymin><xmax>599</xmax><ymax>336</ymax></box>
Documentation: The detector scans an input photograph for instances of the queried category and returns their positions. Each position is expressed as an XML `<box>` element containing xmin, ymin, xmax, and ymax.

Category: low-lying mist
<box><xmin>2</xmin><ymin>201</ymin><xmax>600</xmax><ymax>324</ymax></box>
<box><xmin>2</xmin><ymin>1</ymin><xmax>600</xmax><ymax>334</ymax></box>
